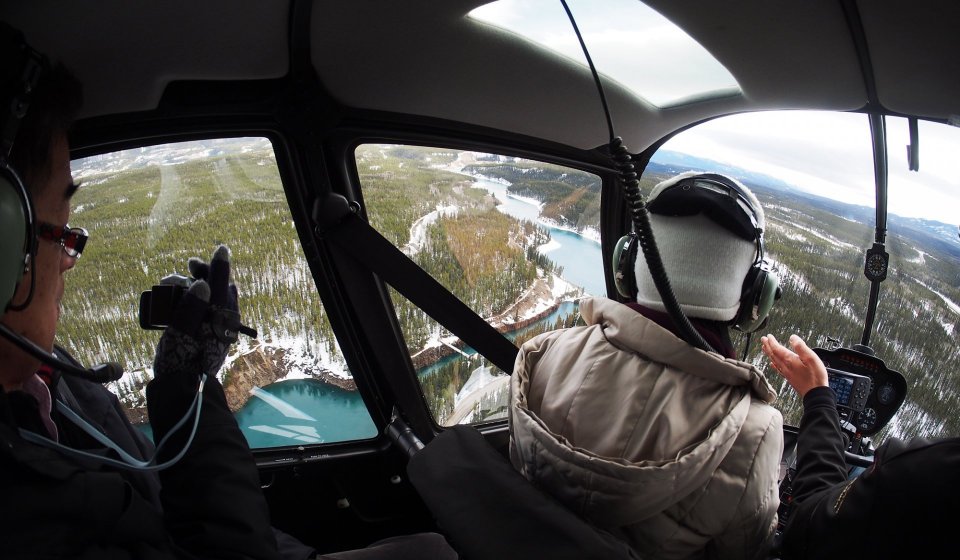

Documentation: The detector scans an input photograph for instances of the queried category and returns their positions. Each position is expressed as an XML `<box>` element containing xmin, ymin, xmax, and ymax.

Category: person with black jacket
<box><xmin>1</xmin><ymin>27</ymin><xmax>456</xmax><ymax>560</ymax></box>
<box><xmin>1</xmin><ymin>163</ymin><xmax>282</xmax><ymax>560</ymax></box>
<box><xmin>761</xmin><ymin>333</ymin><xmax>958</xmax><ymax>559</ymax></box>
<box><xmin>0</xmin><ymin>44</ymin><xmax>277</xmax><ymax>557</ymax></box>
<box><xmin>42</xmin><ymin>345</ymin><xmax>458</xmax><ymax>560</ymax></box>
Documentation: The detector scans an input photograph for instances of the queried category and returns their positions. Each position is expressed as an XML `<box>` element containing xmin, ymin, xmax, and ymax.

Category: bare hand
<box><xmin>760</xmin><ymin>334</ymin><xmax>828</xmax><ymax>397</ymax></box>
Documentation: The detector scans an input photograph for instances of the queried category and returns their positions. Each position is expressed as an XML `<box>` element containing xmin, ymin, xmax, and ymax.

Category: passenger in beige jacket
<box><xmin>509</xmin><ymin>172</ymin><xmax>784</xmax><ymax>560</ymax></box>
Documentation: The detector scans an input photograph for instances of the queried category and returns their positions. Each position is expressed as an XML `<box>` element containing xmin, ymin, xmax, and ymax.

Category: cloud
<box><xmin>664</xmin><ymin>111</ymin><xmax>960</xmax><ymax>224</ymax></box>
<box><xmin>470</xmin><ymin>0</ymin><xmax>736</xmax><ymax>105</ymax></box>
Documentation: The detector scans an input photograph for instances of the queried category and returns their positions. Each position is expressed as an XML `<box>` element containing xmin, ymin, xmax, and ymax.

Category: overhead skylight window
<box><xmin>469</xmin><ymin>0</ymin><xmax>740</xmax><ymax>107</ymax></box>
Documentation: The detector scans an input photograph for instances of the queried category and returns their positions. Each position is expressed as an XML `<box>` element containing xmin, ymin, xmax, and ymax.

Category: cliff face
<box><xmin>221</xmin><ymin>345</ymin><xmax>357</xmax><ymax>412</ymax></box>
<box><xmin>409</xmin><ymin>299</ymin><xmax>565</xmax><ymax>371</ymax></box>
<box><xmin>221</xmin><ymin>346</ymin><xmax>289</xmax><ymax>412</ymax></box>
<box><xmin>122</xmin><ymin>276</ymin><xmax>573</xmax><ymax>424</ymax></box>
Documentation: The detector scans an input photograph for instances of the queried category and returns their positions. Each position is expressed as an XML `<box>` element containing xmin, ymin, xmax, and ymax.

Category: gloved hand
<box><xmin>153</xmin><ymin>245</ymin><xmax>241</xmax><ymax>382</ymax></box>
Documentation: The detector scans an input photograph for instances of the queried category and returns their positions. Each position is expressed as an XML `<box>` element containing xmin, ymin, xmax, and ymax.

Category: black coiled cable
<box><xmin>609</xmin><ymin>138</ymin><xmax>713</xmax><ymax>352</ymax></box>
<box><xmin>560</xmin><ymin>0</ymin><xmax>713</xmax><ymax>353</ymax></box>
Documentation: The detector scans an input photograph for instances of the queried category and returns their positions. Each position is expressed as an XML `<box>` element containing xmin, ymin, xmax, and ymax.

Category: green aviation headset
<box><xmin>0</xmin><ymin>25</ymin><xmax>211</xmax><ymax>467</ymax></box>
<box><xmin>1</xmin><ymin>24</ymin><xmax>43</xmax><ymax>312</ymax></box>
<box><xmin>611</xmin><ymin>172</ymin><xmax>781</xmax><ymax>333</ymax></box>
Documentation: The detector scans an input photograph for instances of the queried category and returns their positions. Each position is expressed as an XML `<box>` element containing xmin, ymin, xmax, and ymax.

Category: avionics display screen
<box><xmin>829</xmin><ymin>374</ymin><xmax>854</xmax><ymax>406</ymax></box>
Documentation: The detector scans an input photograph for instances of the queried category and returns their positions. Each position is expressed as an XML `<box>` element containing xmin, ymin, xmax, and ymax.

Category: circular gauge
<box><xmin>858</xmin><ymin>408</ymin><xmax>878</xmax><ymax>431</ymax></box>
<box><xmin>863</xmin><ymin>246</ymin><xmax>889</xmax><ymax>282</ymax></box>
<box><xmin>866</xmin><ymin>253</ymin><xmax>887</xmax><ymax>279</ymax></box>
<box><xmin>878</xmin><ymin>383</ymin><xmax>896</xmax><ymax>405</ymax></box>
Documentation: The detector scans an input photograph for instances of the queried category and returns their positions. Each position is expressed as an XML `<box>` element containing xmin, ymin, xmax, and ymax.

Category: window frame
<box><xmin>66</xmin><ymin>113</ymin><xmax>623</xmax><ymax>457</ymax></box>
<box><xmin>341</xmin><ymin>131</ymin><xmax>621</xmax><ymax>430</ymax></box>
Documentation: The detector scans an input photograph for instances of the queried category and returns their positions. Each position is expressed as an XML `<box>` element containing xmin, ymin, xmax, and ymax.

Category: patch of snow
<box><xmin>828</xmin><ymin>296</ymin><xmax>857</xmax><ymax>320</ymax></box>
<box><xmin>804</xmin><ymin>227</ymin><xmax>858</xmax><ymax>251</ymax></box>
<box><xmin>767</xmin><ymin>256</ymin><xmax>811</xmax><ymax>293</ymax></box>
<box><xmin>911</xmin><ymin>278</ymin><xmax>960</xmax><ymax>316</ymax></box>
<box><xmin>254</xmin><ymin>330</ymin><xmax>353</xmax><ymax>382</ymax></box>
<box><xmin>579</xmin><ymin>226</ymin><xmax>601</xmax><ymax>244</ymax></box>
<box><xmin>404</xmin><ymin>204</ymin><xmax>459</xmax><ymax>256</ymax></box>
<box><xmin>455</xmin><ymin>365</ymin><xmax>499</xmax><ymax>407</ymax></box>
<box><xmin>505</xmin><ymin>192</ymin><xmax>543</xmax><ymax>208</ymax></box>
<box><xmin>537</xmin><ymin>239</ymin><xmax>561</xmax><ymax>254</ymax></box>
<box><xmin>771</xmin><ymin>222</ymin><xmax>808</xmax><ymax>243</ymax></box>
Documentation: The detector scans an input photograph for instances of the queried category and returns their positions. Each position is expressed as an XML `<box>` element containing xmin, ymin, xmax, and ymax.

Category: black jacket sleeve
<box><xmin>780</xmin><ymin>387</ymin><xmax>960</xmax><ymax>559</ymax></box>
<box><xmin>790</xmin><ymin>387</ymin><xmax>848</xmax><ymax>504</ymax></box>
<box><xmin>147</xmin><ymin>374</ymin><xmax>280</xmax><ymax>560</ymax></box>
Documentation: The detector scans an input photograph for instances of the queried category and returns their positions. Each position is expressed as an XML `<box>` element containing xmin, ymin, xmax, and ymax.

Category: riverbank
<box><xmin>222</xmin><ymin>345</ymin><xmax>358</xmax><ymax>411</ymax></box>
<box><xmin>411</xmin><ymin>273</ymin><xmax>581</xmax><ymax>370</ymax></box>
<box><xmin>442</xmin><ymin>158</ymin><xmax>601</xmax><ymax>242</ymax></box>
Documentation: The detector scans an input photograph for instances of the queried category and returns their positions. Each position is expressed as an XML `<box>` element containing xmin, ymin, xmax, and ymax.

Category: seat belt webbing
<box><xmin>322</xmin><ymin>211</ymin><xmax>519</xmax><ymax>374</ymax></box>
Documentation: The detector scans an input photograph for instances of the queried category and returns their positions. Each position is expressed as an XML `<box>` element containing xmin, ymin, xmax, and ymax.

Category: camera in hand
<box><xmin>139</xmin><ymin>274</ymin><xmax>258</xmax><ymax>340</ymax></box>
<box><xmin>139</xmin><ymin>279</ymin><xmax>189</xmax><ymax>330</ymax></box>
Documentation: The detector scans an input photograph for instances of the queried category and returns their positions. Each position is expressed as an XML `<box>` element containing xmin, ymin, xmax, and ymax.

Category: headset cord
<box><xmin>611</xmin><ymin>138</ymin><xmax>713</xmax><ymax>352</ymax></box>
<box><xmin>18</xmin><ymin>373</ymin><xmax>207</xmax><ymax>472</ymax></box>
<box><xmin>740</xmin><ymin>331</ymin><xmax>753</xmax><ymax>362</ymax></box>
<box><xmin>559</xmin><ymin>0</ymin><xmax>714</xmax><ymax>353</ymax></box>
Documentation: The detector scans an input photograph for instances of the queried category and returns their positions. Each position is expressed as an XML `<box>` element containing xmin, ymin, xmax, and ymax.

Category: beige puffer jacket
<box><xmin>509</xmin><ymin>297</ymin><xmax>783</xmax><ymax>560</ymax></box>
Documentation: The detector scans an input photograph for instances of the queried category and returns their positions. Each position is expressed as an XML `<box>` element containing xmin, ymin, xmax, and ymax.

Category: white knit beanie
<box><xmin>634</xmin><ymin>172</ymin><xmax>763</xmax><ymax>322</ymax></box>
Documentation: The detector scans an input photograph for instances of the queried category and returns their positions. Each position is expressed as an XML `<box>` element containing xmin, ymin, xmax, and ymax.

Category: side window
<box><xmin>358</xmin><ymin>145</ymin><xmax>602</xmax><ymax>425</ymax></box>
<box><xmin>655</xmin><ymin>112</ymin><xmax>960</xmax><ymax>442</ymax></box>
<box><xmin>64</xmin><ymin>138</ymin><xmax>377</xmax><ymax>448</ymax></box>
<box><xmin>881</xmin><ymin>117</ymin><xmax>960</xmax><ymax>438</ymax></box>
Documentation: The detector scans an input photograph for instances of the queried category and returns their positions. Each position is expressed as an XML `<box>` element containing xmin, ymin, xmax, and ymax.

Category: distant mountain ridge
<box><xmin>649</xmin><ymin>150</ymin><xmax>960</xmax><ymax>259</ymax></box>
<box><xmin>72</xmin><ymin>140</ymin><xmax>959</xmax><ymax>260</ymax></box>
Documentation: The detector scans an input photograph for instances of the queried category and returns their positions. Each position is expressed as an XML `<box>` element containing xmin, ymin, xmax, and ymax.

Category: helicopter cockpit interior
<box><xmin>1</xmin><ymin>0</ymin><xmax>958</xmax><ymax>558</ymax></box>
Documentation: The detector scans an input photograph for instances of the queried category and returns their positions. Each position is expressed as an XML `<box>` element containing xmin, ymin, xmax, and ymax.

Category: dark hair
<box><xmin>9</xmin><ymin>60</ymin><xmax>83</xmax><ymax>192</ymax></box>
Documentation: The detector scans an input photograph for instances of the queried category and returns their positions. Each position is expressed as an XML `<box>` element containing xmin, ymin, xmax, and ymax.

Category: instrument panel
<box><xmin>813</xmin><ymin>346</ymin><xmax>907</xmax><ymax>436</ymax></box>
<box><xmin>775</xmin><ymin>345</ymin><xmax>908</xmax><ymax>545</ymax></box>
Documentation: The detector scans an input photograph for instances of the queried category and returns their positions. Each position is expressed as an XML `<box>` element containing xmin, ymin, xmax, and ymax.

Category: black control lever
<box><xmin>844</xmin><ymin>450</ymin><xmax>874</xmax><ymax>468</ymax></box>
<box><xmin>384</xmin><ymin>407</ymin><xmax>425</xmax><ymax>458</ymax></box>
<box><xmin>839</xmin><ymin>419</ymin><xmax>874</xmax><ymax>467</ymax></box>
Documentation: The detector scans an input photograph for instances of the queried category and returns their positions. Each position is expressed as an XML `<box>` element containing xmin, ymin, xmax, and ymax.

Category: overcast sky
<box><xmin>663</xmin><ymin>112</ymin><xmax>960</xmax><ymax>225</ymax></box>
<box><xmin>471</xmin><ymin>0</ymin><xmax>960</xmax><ymax>226</ymax></box>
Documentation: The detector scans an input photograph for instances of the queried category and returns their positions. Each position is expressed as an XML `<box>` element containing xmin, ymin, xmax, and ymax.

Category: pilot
<box><xmin>761</xmin><ymin>333</ymin><xmax>958</xmax><ymax>559</ymax></box>
<box><xmin>0</xmin><ymin>26</ymin><xmax>455</xmax><ymax>560</ymax></box>
<box><xmin>509</xmin><ymin>171</ymin><xmax>784</xmax><ymax>559</ymax></box>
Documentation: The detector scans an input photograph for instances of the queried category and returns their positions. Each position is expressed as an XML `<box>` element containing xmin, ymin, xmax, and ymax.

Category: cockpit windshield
<box><xmin>656</xmin><ymin>111</ymin><xmax>960</xmax><ymax>441</ymax></box>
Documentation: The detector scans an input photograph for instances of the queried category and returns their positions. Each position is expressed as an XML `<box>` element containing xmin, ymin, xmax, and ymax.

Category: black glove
<box><xmin>153</xmin><ymin>245</ymin><xmax>241</xmax><ymax>382</ymax></box>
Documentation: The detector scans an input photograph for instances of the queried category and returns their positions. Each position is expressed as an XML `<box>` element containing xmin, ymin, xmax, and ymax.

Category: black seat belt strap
<box><xmin>314</xmin><ymin>195</ymin><xmax>519</xmax><ymax>373</ymax></box>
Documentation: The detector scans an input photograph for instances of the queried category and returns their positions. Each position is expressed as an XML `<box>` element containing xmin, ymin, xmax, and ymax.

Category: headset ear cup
<box><xmin>611</xmin><ymin>233</ymin><xmax>638</xmax><ymax>299</ymax></box>
<box><xmin>734</xmin><ymin>264</ymin><xmax>780</xmax><ymax>333</ymax></box>
<box><xmin>756</xmin><ymin>268</ymin><xmax>781</xmax><ymax>326</ymax></box>
<box><xmin>0</xmin><ymin>161</ymin><xmax>33</xmax><ymax>311</ymax></box>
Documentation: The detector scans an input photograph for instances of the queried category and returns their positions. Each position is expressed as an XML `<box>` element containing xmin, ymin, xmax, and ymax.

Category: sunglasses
<box><xmin>37</xmin><ymin>222</ymin><xmax>89</xmax><ymax>259</ymax></box>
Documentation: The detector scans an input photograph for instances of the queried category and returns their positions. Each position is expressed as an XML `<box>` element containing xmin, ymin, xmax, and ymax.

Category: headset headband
<box><xmin>647</xmin><ymin>173</ymin><xmax>766</xmax><ymax>266</ymax></box>
<box><xmin>647</xmin><ymin>174</ymin><xmax>762</xmax><ymax>241</ymax></box>
<box><xmin>0</xmin><ymin>23</ymin><xmax>46</xmax><ymax>159</ymax></box>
